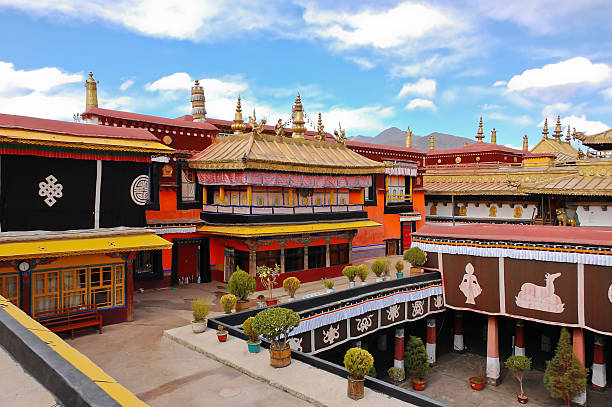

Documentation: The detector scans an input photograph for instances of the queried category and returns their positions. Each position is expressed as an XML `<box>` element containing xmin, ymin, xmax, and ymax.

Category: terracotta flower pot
<box><xmin>518</xmin><ymin>395</ymin><xmax>528</xmax><ymax>404</ymax></box>
<box><xmin>410</xmin><ymin>267</ymin><xmax>422</xmax><ymax>276</ymax></box>
<box><xmin>347</xmin><ymin>376</ymin><xmax>365</xmax><ymax>400</ymax></box>
<box><xmin>217</xmin><ymin>332</ymin><xmax>228</xmax><ymax>342</ymax></box>
<box><xmin>412</xmin><ymin>377</ymin><xmax>427</xmax><ymax>391</ymax></box>
<box><xmin>265</xmin><ymin>298</ymin><xmax>278</xmax><ymax>306</ymax></box>
<box><xmin>269</xmin><ymin>343</ymin><xmax>291</xmax><ymax>368</ymax></box>
<box><xmin>469</xmin><ymin>377</ymin><xmax>485</xmax><ymax>391</ymax></box>
<box><xmin>235</xmin><ymin>300</ymin><xmax>250</xmax><ymax>312</ymax></box>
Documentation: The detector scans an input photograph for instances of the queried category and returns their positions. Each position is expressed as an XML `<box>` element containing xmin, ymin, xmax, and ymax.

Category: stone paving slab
<box><xmin>164</xmin><ymin>325</ymin><xmax>413</xmax><ymax>407</ymax></box>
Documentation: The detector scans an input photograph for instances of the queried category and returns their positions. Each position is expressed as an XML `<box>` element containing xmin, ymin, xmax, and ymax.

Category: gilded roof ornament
<box><xmin>248</xmin><ymin>109</ymin><xmax>266</xmax><ymax>136</ymax></box>
<box><xmin>333</xmin><ymin>123</ymin><xmax>346</xmax><ymax>145</ymax></box>
<box><xmin>523</xmin><ymin>134</ymin><xmax>529</xmax><ymax>151</ymax></box>
<box><xmin>274</xmin><ymin>118</ymin><xmax>285</xmax><ymax>137</ymax></box>
<box><xmin>430</xmin><ymin>133</ymin><xmax>435</xmax><ymax>150</ymax></box>
<box><xmin>476</xmin><ymin>116</ymin><xmax>484</xmax><ymax>142</ymax></box>
<box><xmin>565</xmin><ymin>124</ymin><xmax>572</xmax><ymax>143</ymax></box>
<box><xmin>542</xmin><ymin>118</ymin><xmax>549</xmax><ymax>139</ymax></box>
<box><xmin>191</xmin><ymin>79</ymin><xmax>206</xmax><ymax>121</ymax></box>
<box><xmin>553</xmin><ymin>115</ymin><xmax>563</xmax><ymax>140</ymax></box>
<box><xmin>231</xmin><ymin>96</ymin><xmax>247</xmax><ymax>134</ymax></box>
<box><xmin>315</xmin><ymin>113</ymin><xmax>325</xmax><ymax>141</ymax></box>
<box><xmin>405</xmin><ymin>125</ymin><xmax>412</xmax><ymax>148</ymax></box>
<box><xmin>291</xmin><ymin>93</ymin><xmax>306</xmax><ymax>138</ymax></box>
<box><xmin>491</xmin><ymin>128</ymin><xmax>497</xmax><ymax>145</ymax></box>
<box><xmin>85</xmin><ymin>71</ymin><xmax>99</xmax><ymax>110</ymax></box>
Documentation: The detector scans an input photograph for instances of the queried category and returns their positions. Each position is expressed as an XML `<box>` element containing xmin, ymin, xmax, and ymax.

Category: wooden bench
<box><xmin>36</xmin><ymin>304</ymin><xmax>103</xmax><ymax>340</ymax></box>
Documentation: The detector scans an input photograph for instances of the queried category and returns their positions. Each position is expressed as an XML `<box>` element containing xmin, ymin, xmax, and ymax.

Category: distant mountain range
<box><xmin>350</xmin><ymin>127</ymin><xmax>474</xmax><ymax>151</ymax></box>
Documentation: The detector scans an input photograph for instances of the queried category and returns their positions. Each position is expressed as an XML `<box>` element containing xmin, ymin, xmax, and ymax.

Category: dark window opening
<box><xmin>256</xmin><ymin>250</ymin><xmax>281</xmax><ymax>269</ymax></box>
<box><xmin>133</xmin><ymin>250</ymin><xmax>163</xmax><ymax>281</ymax></box>
<box><xmin>235</xmin><ymin>249</ymin><xmax>249</xmax><ymax>273</ymax></box>
<box><xmin>308</xmin><ymin>245</ymin><xmax>326</xmax><ymax>269</ymax></box>
<box><xmin>285</xmin><ymin>247</ymin><xmax>304</xmax><ymax>272</ymax></box>
<box><xmin>330</xmin><ymin>243</ymin><xmax>349</xmax><ymax>266</ymax></box>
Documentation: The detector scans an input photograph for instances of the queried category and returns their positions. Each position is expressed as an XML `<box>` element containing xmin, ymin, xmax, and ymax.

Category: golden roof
<box><xmin>196</xmin><ymin>220</ymin><xmax>381</xmax><ymax>237</ymax></box>
<box><xmin>521</xmin><ymin>174</ymin><xmax>612</xmax><ymax>196</ymax></box>
<box><xmin>425</xmin><ymin>180</ymin><xmax>521</xmax><ymax>195</ymax></box>
<box><xmin>188</xmin><ymin>132</ymin><xmax>385</xmax><ymax>175</ymax></box>
<box><xmin>575</xmin><ymin>128</ymin><xmax>612</xmax><ymax>146</ymax></box>
<box><xmin>530</xmin><ymin>137</ymin><xmax>579</xmax><ymax>163</ymax></box>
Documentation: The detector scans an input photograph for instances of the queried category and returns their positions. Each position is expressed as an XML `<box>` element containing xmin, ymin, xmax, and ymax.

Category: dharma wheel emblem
<box><xmin>130</xmin><ymin>175</ymin><xmax>149</xmax><ymax>205</ymax></box>
<box><xmin>38</xmin><ymin>175</ymin><xmax>63</xmax><ymax>207</ymax></box>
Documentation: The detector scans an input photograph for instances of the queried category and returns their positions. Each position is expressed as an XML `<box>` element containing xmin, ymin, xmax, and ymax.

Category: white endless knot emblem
<box><xmin>130</xmin><ymin>175</ymin><xmax>149</xmax><ymax>206</ymax></box>
<box><xmin>387</xmin><ymin>304</ymin><xmax>400</xmax><ymax>322</ymax></box>
<box><xmin>322</xmin><ymin>324</ymin><xmax>340</xmax><ymax>345</ymax></box>
<box><xmin>355</xmin><ymin>314</ymin><xmax>374</xmax><ymax>333</ymax></box>
<box><xmin>412</xmin><ymin>300</ymin><xmax>425</xmax><ymax>317</ymax></box>
<box><xmin>38</xmin><ymin>175</ymin><xmax>63</xmax><ymax>207</ymax></box>
<box><xmin>288</xmin><ymin>337</ymin><xmax>303</xmax><ymax>352</ymax></box>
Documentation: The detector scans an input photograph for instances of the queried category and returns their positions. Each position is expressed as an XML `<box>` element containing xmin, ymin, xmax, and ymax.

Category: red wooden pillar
<box><xmin>486</xmin><ymin>316</ymin><xmax>500</xmax><ymax>385</ymax></box>
<box><xmin>426</xmin><ymin>318</ymin><xmax>436</xmax><ymax>365</ymax></box>
<box><xmin>453</xmin><ymin>311</ymin><xmax>464</xmax><ymax>352</ymax></box>
<box><xmin>591</xmin><ymin>336</ymin><xmax>606</xmax><ymax>390</ymax></box>
<box><xmin>394</xmin><ymin>327</ymin><xmax>405</xmax><ymax>369</ymax></box>
<box><xmin>515</xmin><ymin>321</ymin><xmax>525</xmax><ymax>356</ymax></box>
<box><xmin>572</xmin><ymin>328</ymin><xmax>587</xmax><ymax>406</ymax></box>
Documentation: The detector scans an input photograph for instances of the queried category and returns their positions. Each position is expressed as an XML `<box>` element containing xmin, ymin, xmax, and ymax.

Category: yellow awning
<box><xmin>0</xmin><ymin>128</ymin><xmax>174</xmax><ymax>154</ymax></box>
<box><xmin>196</xmin><ymin>220</ymin><xmax>382</xmax><ymax>237</ymax></box>
<box><xmin>0</xmin><ymin>232</ymin><xmax>172</xmax><ymax>260</ymax></box>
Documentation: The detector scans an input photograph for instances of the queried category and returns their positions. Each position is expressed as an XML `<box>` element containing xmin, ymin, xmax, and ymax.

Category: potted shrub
<box><xmin>217</xmin><ymin>324</ymin><xmax>228</xmax><ymax>342</ymax></box>
<box><xmin>395</xmin><ymin>260</ymin><xmax>405</xmax><ymax>278</ymax></box>
<box><xmin>342</xmin><ymin>265</ymin><xmax>358</xmax><ymax>288</ymax></box>
<box><xmin>322</xmin><ymin>278</ymin><xmax>335</xmax><ymax>293</ymax></box>
<box><xmin>256</xmin><ymin>294</ymin><xmax>266</xmax><ymax>308</ymax></box>
<box><xmin>544</xmin><ymin>327</ymin><xmax>588</xmax><ymax>407</ymax></box>
<box><xmin>283</xmin><ymin>276</ymin><xmax>301</xmax><ymax>301</ymax></box>
<box><xmin>388</xmin><ymin>366</ymin><xmax>405</xmax><ymax>384</ymax></box>
<box><xmin>220</xmin><ymin>294</ymin><xmax>237</xmax><ymax>314</ymax></box>
<box><xmin>228</xmin><ymin>267</ymin><xmax>256</xmax><ymax>311</ymax></box>
<box><xmin>190</xmin><ymin>298</ymin><xmax>211</xmax><ymax>333</ymax></box>
<box><xmin>344</xmin><ymin>348</ymin><xmax>374</xmax><ymax>400</ymax></box>
<box><xmin>383</xmin><ymin>258</ymin><xmax>392</xmax><ymax>280</ymax></box>
<box><xmin>405</xmin><ymin>335</ymin><xmax>429</xmax><ymax>391</ymax></box>
<box><xmin>356</xmin><ymin>264</ymin><xmax>370</xmax><ymax>286</ymax></box>
<box><xmin>252</xmin><ymin>307</ymin><xmax>300</xmax><ymax>368</ymax></box>
<box><xmin>371</xmin><ymin>259</ymin><xmax>385</xmax><ymax>282</ymax></box>
<box><xmin>257</xmin><ymin>264</ymin><xmax>280</xmax><ymax>306</ymax></box>
<box><xmin>404</xmin><ymin>247</ymin><xmax>426</xmax><ymax>275</ymax></box>
<box><xmin>505</xmin><ymin>355</ymin><xmax>532</xmax><ymax>404</ymax></box>
<box><xmin>242</xmin><ymin>316</ymin><xmax>261</xmax><ymax>353</ymax></box>
<box><xmin>469</xmin><ymin>360</ymin><xmax>486</xmax><ymax>391</ymax></box>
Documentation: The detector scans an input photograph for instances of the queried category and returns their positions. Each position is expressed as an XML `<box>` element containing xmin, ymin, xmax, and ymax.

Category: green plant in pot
<box><xmin>252</xmin><ymin>307</ymin><xmax>300</xmax><ymax>368</ymax></box>
<box><xmin>220</xmin><ymin>294</ymin><xmax>237</xmax><ymax>314</ymax></box>
<box><xmin>217</xmin><ymin>324</ymin><xmax>228</xmax><ymax>342</ymax></box>
<box><xmin>190</xmin><ymin>298</ymin><xmax>211</xmax><ymax>333</ymax></box>
<box><xmin>228</xmin><ymin>267</ymin><xmax>256</xmax><ymax>311</ymax></box>
<box><xmin>342</xmin><ymin>265</ymin><xmax>358</xmax><ymax>288</ymax></box>
<box><xmin>388</xmin><ymin>366</ymin><xmax>405</xmax><ymax>384</ymax></box>
<box><xmin>371</xmin><ymin>259</ymin><xmax>385</xmax><ymax>282</ymax></box>
<box><xmin>283</xmin><ymin>276</ymin><xmax>301</xmax><ymax>301</ymax></box>
<box><xmin>322</xmin><ymin>278</ymin><xmax>335</xmax><ymax>293</ymax></box>
<box><xmin>257</xmin><ymin>264</ymin><xmax>280</xmax><ymax>306</ymax></box>
<box><xmin>405</xmin><ymin>335</ymin><xmax>429</xmax><ymax>391</ymax></box>
<box><xmin>344</xmin><ymin>348</ymin><xmax>374</xmax><ymax>400</ymax></box>
<box><xmin>395</xmin><ymin>260</ymin><xmax>405</xmax><ymax>278</ymax></box>
<box><xmin>544</xmin><ymin>328</ymin><xmax>588</xmax><ymax>407</ymax></box>
<box><xmin>242</xmin><ymin>316</ymin><xmax>261</xmax><ymax>353</ymax></box>
<box><xmin>356</xmin><ymin>264</ymin><xmax>370</xmax><ymax>285</ymax></box>
<box><xmin>469</xmin><ymin>360</ymin><xmax>486</xmax><ymax>390</ymax></box>
<box><xmin>256</xmin><ymin>294</ymin><xmax>266</xmax><ymax>308</ymax></box>
<box><xmin>505</xmin><ymin>355</ymin><xmax>531</xmax><ymax>404</ymax></box>
<box><xmin>403</xmin><ymin>247</ymin><xmax>426</xmax><ymax>275</ymax></box>
<box><xmin>383</xmin><ymin>258</ymin><xmax>392</xmax><ymax>280</ymax></box>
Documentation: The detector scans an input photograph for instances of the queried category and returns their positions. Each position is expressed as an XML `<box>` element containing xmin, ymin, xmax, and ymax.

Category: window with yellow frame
<box><xmin>0</xmin><ymin>273</ymin><xmax>19</xmax><ymax>306</ymax></box>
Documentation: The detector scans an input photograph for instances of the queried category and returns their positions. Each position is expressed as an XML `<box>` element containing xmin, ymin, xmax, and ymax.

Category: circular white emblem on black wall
<box><xmin>130</xmin><ymin>175</ymin><xmax>149</xmax><ymax>206</ymax></box>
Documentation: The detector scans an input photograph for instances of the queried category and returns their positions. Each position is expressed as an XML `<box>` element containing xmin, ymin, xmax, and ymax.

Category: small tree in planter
<box><xmin>257</xmin><ymin>264</ymin><xmax>280</xmax><ymax>305</ymax></box>
<box><xmin>395</xmin><ymin>260</ymin><xmax>405</xmax><ymax>278</ymax></box>
<box><xmin>356</xmin><ymin>264</ymin><xmax>370</xmax><ymax>285</ymax></box>
<box><xmin>544</xmin><ymin>328</ymin><xmax>588</xmax><ymax>407</ymax></box>
<box><xmin>283</xmin><ymin>277</ymin><xmax>300</xmax><ymax>300</ymax></box>
<box><xmin>252</xmin><ymin>307</ymin><xmax>300</xmax><ymax>368</ymax></box>
<box><xmin>383</xmin><ymin>258</ymin><xmax>392</xmax><ymax>280</ymax></box>
<box><xmin>388</xmin><ymin>367</ymin><xmax>405</xmax><ymax>384</ymax></box>
<box><xmin>242</xmin><ymin>316</ymin><xmax>261</xmax><ymax>353</ymax></box>
<box><xmin>404</xmin><ymin>247</ymin><xmax>426</xmax><ymax>274</ymax></box>
<box><xmin>342</xmin><ymin>265</ymin><xmax>358</xmax><ymax>288</ymax></box>
<box><xmin>190</xmin><ymin>298</ymin><xmax>211</xmax><ymax>333</ymax></box>
<box><xmin>321</xmin><ymin>278</ymin><xmax>335</xmax><ymax>293</ymax></box>
<box><xmin>344</xmin><ymin>348</ymin><xmax>374</xmax><ymax>400</ymax></box>
<box><xmin>405</xmin><ymin>335</ymin><xmax>430</xmax><ymax>391</ymax></box>
<box><xmin>220</xmin><ymin>294</ymin><xmax>237</xmax><ymax>314</ymax></box>
<box><xmin>505</xmin><ymin>355</ymin><xmax>531</xmax><ymax>404</ymax></box>
<box><xmin>371</xmin><ymin>259</ymin><xmax>385</xmax><ymax>282</ymax></box>
<box><xmin>228</xmin><ymin>267</ymin><xmax>256</xmax><ymax>311</ymax></box>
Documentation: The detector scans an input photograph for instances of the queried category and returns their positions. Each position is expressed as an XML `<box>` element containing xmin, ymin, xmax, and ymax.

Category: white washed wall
<box><xmin>576</xmin><ymin>206</ymin><xmax>612</xmax><ymax>227</ymax></box>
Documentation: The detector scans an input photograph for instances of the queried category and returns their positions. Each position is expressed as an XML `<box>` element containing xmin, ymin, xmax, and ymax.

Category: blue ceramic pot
<box><xmin>248</xmin><ymin>341</ymin><xmax>261</xmax><ymax>353</ymax></box>
<box><xmin>396</xmin><ymin>272</ymin><xmax>404</xmax><ymax>278</ymax></box>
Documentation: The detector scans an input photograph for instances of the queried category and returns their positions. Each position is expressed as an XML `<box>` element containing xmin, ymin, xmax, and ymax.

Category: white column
<box><xmin>426</xmin><ymin>318</ymin><xmax>436</xmax><ymax>365</ymax></box>
<box><xmin>453</xmin><ymin>311</ymin><xmax>464</xmax><ymax>352</ymax></box>
<box><xmin>591</xmin><ymin>336</ymin><xmax>606</xmax><ymax>390</ymax></box>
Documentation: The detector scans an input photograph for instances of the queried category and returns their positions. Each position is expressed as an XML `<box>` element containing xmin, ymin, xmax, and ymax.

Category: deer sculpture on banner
<box><xmin>515</xmin><ymin>272</ymin><xmax>565</xmax><ymax>313</ymax></box>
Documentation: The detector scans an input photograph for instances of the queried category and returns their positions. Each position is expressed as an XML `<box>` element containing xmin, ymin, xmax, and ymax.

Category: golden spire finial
<box><xmin>231</xmin><ymin>96</ymin><xmax>246</xmax><ymax>134</ymax></box>
<box><xmin>191</xmin><ymin>79</ymin><xmax>206</xmax><ymax>121</ymax></box>
<box><xmin>405</xmin><ymin>125</ymin><xmax>412</xmax><ymax>148</ymax></box>
<box><xmin>85</xmin><ymin>71</ymin><xmax>99</xmax><ymax>110</ymax></box>
<box><xmin>565</xmin><ymin>125</ymin><xmax>571</xmax><ymax>143</ymax></box>
<box><xmin>542</xmin><ymin>118</ymin><xmax>549</xmax><ymax>139</ymax></box>
<box><xmin>429</xmin><ymin>133</ymin><xmax>435</xmax><ymax>150</ymax></box>
<box><xmin>291</xmin><ymin>93</ymin><xmax>306</xmax><ymax>139</ymax></box>
<box><xmin>463</xmin><ymin>141</ymin><xmax>468</xmax><ymax>147</ymax></box>
<box><xmin>476</xmin><ymin>116</ymin><xmax>484</xmax><ymax>142</ymax></box>
<box><xmin>523</xmin><ymin>134</ymin><xmax>529</xmax><ymax>151</ymax></box>
<box><xmin>553</xmin><ymin>115</ymin><xmax>562</xmax><ymax>140</ymax></box>
<box><xmin>315</xmin><ymin>112</ymin><xmax>326</xmax><ymax>141</ymax></box>
<box><xmin>491</xmin><ymin>128</ymin><xmax>497</xmax><ymax>145</ymax></box>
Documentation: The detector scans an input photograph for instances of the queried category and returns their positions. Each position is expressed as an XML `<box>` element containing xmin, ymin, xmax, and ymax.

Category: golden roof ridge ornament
<box><xmin>315</xmin><ymin>112</ymin><xmax>325</xmax><ymax>141</ymax></box>
<box><xmin>333</xmin><ymin>123</ymin><xmax>346</xmax><ymax>145</ymax></box>
<box><xmin>429</xmin><ymin>133</ymin><xmax>435</xmax><ymax>150</ymax></box>
<box><xmin>274</xmin><ymin>118</ymin><xmax>285</xmax><ymax>137</ymax></box>
<box><xmin>542</xmin><ymin>118</ymin><xmax>549</xmax><ymax>139</ymax></box>
<box><xmin>476</xmin><ymin>116</ymin><xmax>484</xmax><ymax>142</ymax></box>
<box><xmin>231</xmin><ymin>96</ymin><xmax>247</xmax><ymax>134</ymax></box>
<box><xmin>523</xmin><ymin>134</ymin><xmax>529</xmax><ymax>151</ymax></box>
<box><xmin>248</xmin><ymin>109</ymin><xmax>266</xmax><ymax>136</ymax></box>
<box><xmin>405</xmin><ymin>125</ymin><xmax>412</xmax><ymax>148</ymax></box>
<box><xmin>553</xmin><ymin>115</ymin><xmax>563</xmax><ymax>140</ymax></box>
<box><xmin>565</xmin><ymin>125</ymin><xmax>572</xmax><ymax>143</ymax></box>
<box><xmin>291</xmin><ymin>93</ymin><xmax>306</xmax><ymax>138</ymax></box>
<box><xmin>85</xmin><ymin>71</ymin><xmax>99</xmax><ymax>110</ymax></box>
<box><xmin>491</xmin><ymin>128</ymin><xmax>497</xmax><ymax>145</ymax></box>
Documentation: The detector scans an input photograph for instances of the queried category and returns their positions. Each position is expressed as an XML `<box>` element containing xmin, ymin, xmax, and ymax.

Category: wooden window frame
<box><xmin>0</xmin><ymin>273</ymin><xmax>19</xmax><ymax>306</ymax></box>
<box><xmin>32</xmin><ymin>270</ymin><xmax>60</xmax><ymax>317</ymax></box>
<box><xmin>89</xmin><ymin>265</ymin><xmax>114</xmax><ymax>309</ymax></box>
<box><xmin>61</xmin><ymin>267</ymin><xmax>87</xmax><ymax>310</ymax></box>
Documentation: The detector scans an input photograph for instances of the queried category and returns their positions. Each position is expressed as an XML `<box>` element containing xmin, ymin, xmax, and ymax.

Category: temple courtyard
<box><xmin>68</xmin><ymin>271</ymin><xmax>610</xmax><ymax>407</ymax></box>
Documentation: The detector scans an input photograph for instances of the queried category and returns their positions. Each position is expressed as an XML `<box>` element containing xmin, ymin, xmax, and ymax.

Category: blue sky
<box><xmin>0</xmin><ymin>0</ymin><xmax>611</xmax><ymax>149</ymax></box>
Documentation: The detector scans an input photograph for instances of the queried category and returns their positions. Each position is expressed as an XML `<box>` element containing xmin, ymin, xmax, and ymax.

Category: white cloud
<box><xmin>507</xmin><ymin>57</ymin><xmax>612</xmax><ymax>92</ymax></box>
<box><xmin>405</xmin><ymin>98</ymin><xmax>437</xmax><ymax>111</ymax></box>
<box><xmin>538</xmin><ymin>115</ymin><xmax>609</xmax><ymax>135</ymax></box>
<box><xmin>488</xmin><ymin>112</ymin><xmax>533</xmax><ymax>125</ymax></box>
<box><xmin>602</xmin><ymin>87</ymin><xmax>612</xmax><ymax>100</ymax></box>
<box><xmin>345</xmin><ymin>57</ymin><xmax>375</xmax><ymax>70</ymax></box>
<box><xmin>398</xmin><ymin>78</ymin><xmax>436</xmax><ymax>98</ymax></box>
<box><xmin>0</xmin><ymin>61</ymin><xmax>81</xmax><ymax>95</ymax></box>
<box><xmin>119</xmin><ymin>79</ymin><xmax>134</xmax><ymax>91</ymax></box>
<box><xmin>493</xmin><ymin>80</ymin><xmax>507</xmax><ymax>87</ymax></box>
<box><xmin>321</xmin><ymin>105</ymin><xmax>394</xmax><ymax>133</ymax></box>
<box><xmin>541</xmin><ymin>102</ymin><xmax>571</xmax><ymax>118</ymax></box>
<box><xmin>483</xmin><ymin>104</ymin><xmax>501</xmax><ymax>110</ymax></box>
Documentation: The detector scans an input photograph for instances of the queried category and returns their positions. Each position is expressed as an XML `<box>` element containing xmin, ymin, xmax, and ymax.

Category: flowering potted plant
<box><xmin>257</xmin><ymin>264</ymin><xmax>280</xmax><ymax>306</ymax></box>
<box><xmin>322</xmin><ymin>278</ymin><xmax>335</xmax><ymax>293</ymax></box>
<box><xmin>356</xmin><ymin>264</ymin><xmax>370</xmax><ymax>286</ymax></box>
<box><xmin>344</xmin><ymin>348</ymin><xmax>374</xmax><ymax>400</ymax></box>
<box><xmin>342</xmin><ymin>265</ymin><xmax>358</xmax><ymax>288</ymax></box>
<box><xmin>220</xmin><ymin>294</ymin><xmax>237</xmax><ymax>314</ymax></box>
<box><xmin>190</xmin><ymin>298</ymin><xmax>211</xmax><ymax>333</ymax></box>
<box><xmin>242</xmin><ymin>316</ymin><xmax>261</xmax><ymax>353</ymax></box>
<box><xmin>395</xmin><ymin>260</ymin><xmax>405</xmax><ymax>278</ymax></box>
<box><xmin>228</xmin><ymin>267</ymin><xmax>256</xmax><ymax>311</ymax></box>
<box><xmin>217</xmin><ymin>324</ymin><xmax>228</xmax><ymax>342</ymax></box>
<box><xmin>252</xmin><ymin>307</ymin><xmax>300</xmax><ymax>368</ymax></box>
<box><xmin>283</xmin><ymin>276</ymin><xmax>301</xmax><ymax>301</ymax></box>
